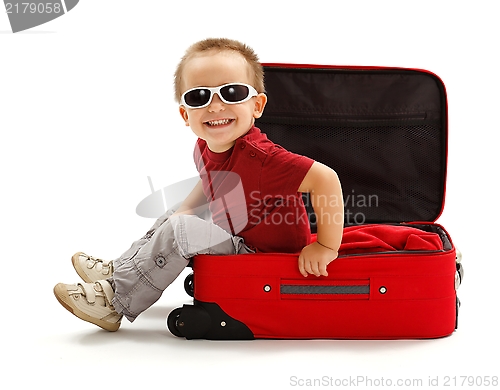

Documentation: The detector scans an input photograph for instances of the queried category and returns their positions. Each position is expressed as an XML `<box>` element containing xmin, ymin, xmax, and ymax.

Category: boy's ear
<box><xmin>253</xmin><ymin>93</ymin><xmax>267</xmax><ymax>119</ymax></box>
<box><xmin>179</xmin><ymin>105</ymin><xmax>190</xmax><ymax>126</ymax></box>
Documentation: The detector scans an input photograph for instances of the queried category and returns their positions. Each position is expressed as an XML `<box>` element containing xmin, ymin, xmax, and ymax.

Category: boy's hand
<box><xmin>298</xmin><ymin>241</ymin><xmax>338</xmax><ymax>277</ymax></box>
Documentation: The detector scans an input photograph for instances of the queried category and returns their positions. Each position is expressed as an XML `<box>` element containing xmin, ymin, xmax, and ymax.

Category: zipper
<box><xmin>260</xmin><ymin>111</ymin><xmax>427</xmax><ymax>122</ymax></box>
<box><xmin>258</xmin><ymin>113</ymin><xmax>430</xmax><ymax>128</ymax></box>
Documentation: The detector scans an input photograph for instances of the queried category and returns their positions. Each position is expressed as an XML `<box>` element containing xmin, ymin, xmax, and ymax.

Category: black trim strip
<box><xmin>281</xmin><ymin>285</ymin><xmax>370</xmax><ymax>295</ymax></box>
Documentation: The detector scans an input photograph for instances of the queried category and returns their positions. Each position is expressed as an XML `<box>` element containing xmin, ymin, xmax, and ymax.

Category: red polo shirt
<box><xmin>194</xmin><ymin>126</ymin><xmax>314</xmax><ymax>253</ymax></box>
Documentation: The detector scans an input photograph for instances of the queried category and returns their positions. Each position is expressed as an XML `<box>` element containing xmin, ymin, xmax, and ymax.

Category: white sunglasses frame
<box><xmin>180</xmin><ymin>83</ymin><xmax>258</xmax><ymax>109</ymax></box>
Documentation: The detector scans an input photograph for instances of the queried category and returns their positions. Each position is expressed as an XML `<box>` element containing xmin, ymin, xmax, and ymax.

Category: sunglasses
<box><xmin>181</xmin><ymin>83</ymin><xmax>258</xmax><ymax>109</ymax></box>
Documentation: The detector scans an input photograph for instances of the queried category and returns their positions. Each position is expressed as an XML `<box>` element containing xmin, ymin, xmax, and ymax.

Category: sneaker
<box><xmin>54</xmin><ymin>280</ymin><xmax>122</xmax><ymax>331</ymax></box>
<box><xmin>72</xmin><ymin>252</ymin><xmax>114</xmax><ymax>283</ymax></box>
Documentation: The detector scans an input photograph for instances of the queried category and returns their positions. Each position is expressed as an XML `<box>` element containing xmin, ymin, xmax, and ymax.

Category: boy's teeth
<box><xmin>207</xmin><ymin>119</ymin><xmax>231</xmax><ymax>126</ymax></box>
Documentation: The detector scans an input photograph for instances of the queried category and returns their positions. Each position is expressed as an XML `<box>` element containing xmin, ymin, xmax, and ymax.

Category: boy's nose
<box><xmin>208</xmin><ymin>93</ymin><xmax>225</xmax><ymax>111</ymax></box>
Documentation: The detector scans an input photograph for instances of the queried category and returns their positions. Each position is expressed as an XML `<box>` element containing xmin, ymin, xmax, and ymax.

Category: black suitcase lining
<box><xmin>257</xmin><ymin>66</ymin><xmax>447</xmax><ymax>226</ymax></box>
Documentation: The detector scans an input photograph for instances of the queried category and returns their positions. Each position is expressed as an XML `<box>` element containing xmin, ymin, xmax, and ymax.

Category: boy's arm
<box><xmin>297</xmin><ymin>162</ymin><xmax>344</xmax><ymax>277</ymax></box>
<box><xmin>171</xmin><ymin>179</ymin><xmax>209</xmax><ymax>216</ymax></box>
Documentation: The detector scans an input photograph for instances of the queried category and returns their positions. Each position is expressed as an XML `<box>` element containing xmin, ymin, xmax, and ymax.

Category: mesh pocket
<box><xmin>256</xmin><ymin>119</ymin><xmax>445</xmax><ymax>227</ymax></box>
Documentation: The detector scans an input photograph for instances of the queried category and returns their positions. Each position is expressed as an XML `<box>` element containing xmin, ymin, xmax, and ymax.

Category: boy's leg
<box><xmin>70</xmin><ymin>207</ymin><xmax>215</xmax><ymax>283</ymax></box>
<box><xmin>112</xmin><ymin>214</ymin><xmax>249</xmax><ymax>322</ymax></box>
<box><xmin>54</xmin><ymin>209</ymin><xmax>176</xmax><ymax>330</ymax></box>
<box><xmin>70</xmin><ymin>209</ymin><xmax>175</xmax><ymax>283</ymax></box>
<box><xmin>54</xmin><ymin>210</ymin><xmax>250</xmax><ymax>330</ymax></box>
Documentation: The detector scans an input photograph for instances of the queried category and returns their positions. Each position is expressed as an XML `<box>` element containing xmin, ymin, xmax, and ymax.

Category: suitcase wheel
<box><xmin>184</xmin><ymin>273</ymin><xmax>194</xmax><ymax>297</ymax></box>
<box><xmin>167</xmin><ymin>307</ymin><xmax>184</xmax><ymax>337</ymax></box>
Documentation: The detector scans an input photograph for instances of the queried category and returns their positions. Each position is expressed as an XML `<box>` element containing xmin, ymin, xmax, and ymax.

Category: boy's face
<box><xmin>179</xmin><ymin>50</ymin><xmax>267</xmax><ymax>153</ymax></box>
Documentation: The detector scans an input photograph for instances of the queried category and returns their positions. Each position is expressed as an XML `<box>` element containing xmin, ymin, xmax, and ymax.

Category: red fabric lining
<box><xmin>326</xmin><ymin>225</ymin><xmax>444</xmax><ymax>255</ymax></box>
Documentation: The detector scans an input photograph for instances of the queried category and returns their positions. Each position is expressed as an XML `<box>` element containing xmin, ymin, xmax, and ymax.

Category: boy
<box><xmin>54</xmin><ymin>38</ymin><xmax>344</xmax><ymax>332</ymax></box>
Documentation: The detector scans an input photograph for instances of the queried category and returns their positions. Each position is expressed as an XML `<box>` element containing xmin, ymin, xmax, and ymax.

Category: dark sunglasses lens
<box><xmin>184</xmin><ymin>89</ymin><xmax>211</xmax><ymax>107</ymax></box>
<box><xmin>220</xmin><ymin>85</ymin><xmax>249</xmax><ymax>102</ymax></box>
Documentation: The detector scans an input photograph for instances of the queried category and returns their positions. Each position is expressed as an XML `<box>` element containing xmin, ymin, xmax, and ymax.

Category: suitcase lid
<box><xmin>256</xmin><ymin>64</ymin><xmax>448</xmax><ymax>226</ymax></box>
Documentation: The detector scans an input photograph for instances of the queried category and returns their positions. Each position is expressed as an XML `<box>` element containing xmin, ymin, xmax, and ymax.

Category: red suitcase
<box><xmin>167</xmin><ymin>64</ymin><xmax>463</xmax><ymax>340</ymax></box>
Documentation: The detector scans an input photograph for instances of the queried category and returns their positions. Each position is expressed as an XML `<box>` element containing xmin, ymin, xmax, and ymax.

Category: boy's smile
<box><xmin>179</xmin><ymin>50</ymin><xmax>267</xmax><ymax>153</ymax></box>
<box><xmin>205</xmin><ymin>118</ymin><xmax>234</xmax><ymax>127</ymax></box>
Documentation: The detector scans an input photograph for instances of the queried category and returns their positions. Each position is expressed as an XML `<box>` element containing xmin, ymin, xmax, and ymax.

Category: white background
<box><xmin>1</xmin><ymin>1</ymin><xmax>498</xmax><ymax>389</ymax></box>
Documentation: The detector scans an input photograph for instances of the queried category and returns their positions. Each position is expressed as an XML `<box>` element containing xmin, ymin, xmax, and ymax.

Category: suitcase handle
<box><xmin>455</xmin><ymin>248</ymin><xmax>464</xmax><ymax>290</ymax></box>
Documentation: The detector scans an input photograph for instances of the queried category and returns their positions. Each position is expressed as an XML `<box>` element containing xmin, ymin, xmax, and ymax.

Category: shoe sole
<box><xmin>53</xmin><ymin>283</ymin><xmax>120</xmax><ymax>332</ymax></box>
<box><xmin>72</xmin><ymin>252</ymin><xmax>95</xmax><ymax>283</ymax></box>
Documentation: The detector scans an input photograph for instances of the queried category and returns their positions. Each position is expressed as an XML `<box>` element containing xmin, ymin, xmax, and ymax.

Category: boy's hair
<box><xmin>174</xmin><ymin>38</ymin><xmax>265</xmax><ymax>103</ymax></box>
